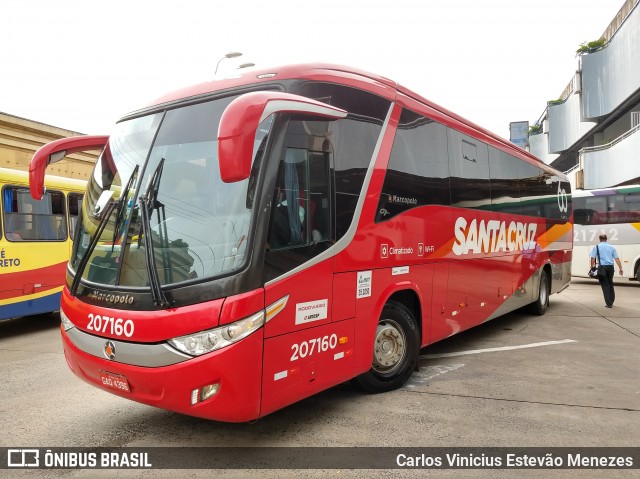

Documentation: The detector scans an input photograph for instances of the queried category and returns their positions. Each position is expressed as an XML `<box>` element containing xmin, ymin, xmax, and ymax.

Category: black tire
<box><xmin>352</xmin><ymin>301</ymin><xmax>419</xmax><ymax>393</ymax></box>
<box><xmin>529</xmin><ymin>270</ymin><xmax>549</xmax><ymax>316</ymax></box>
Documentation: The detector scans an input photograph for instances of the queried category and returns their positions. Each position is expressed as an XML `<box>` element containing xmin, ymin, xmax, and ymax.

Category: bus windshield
<box><xmin>72</xmin><ymin>95</ymin><xmax>270</xmax><ymax>288</ymax></box>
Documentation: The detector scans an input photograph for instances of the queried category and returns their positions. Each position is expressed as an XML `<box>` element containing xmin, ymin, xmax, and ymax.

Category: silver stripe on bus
<box><xmin>66</xmin><ymin>327</ymin><xmax>191</xmax><ymax>367</ymax></box>
<box><xmin>266</xmin><ymin>295</ymin><xmax>289</xmax><ymax>323</ymax></box>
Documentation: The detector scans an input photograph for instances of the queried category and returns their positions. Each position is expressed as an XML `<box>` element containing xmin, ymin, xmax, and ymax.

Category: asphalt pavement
<box><xmin>0</xmin><ymin>278</ymin><xmax>638</xmax><ymax>478</ymax></box>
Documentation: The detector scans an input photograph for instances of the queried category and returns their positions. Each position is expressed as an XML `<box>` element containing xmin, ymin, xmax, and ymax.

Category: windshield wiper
<box><xmin>111</xmin><ymin>164</ymin><xmax>139</xmax><ymax>249</ymax></box>
<box><xmin>139</xmin><ymin>158</ymin><xmax>172</xmax><ymax>308</ymax></box>
<box><xmin>70</xmin><ymin>199</ymin><xmax>117</xmax><ymax>297</ymax></box>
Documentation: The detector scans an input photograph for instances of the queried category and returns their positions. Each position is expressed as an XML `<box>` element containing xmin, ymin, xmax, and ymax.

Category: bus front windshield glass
<box><xmin>72</xmin><ymin>95</ymin><xmax>270</xmax><ymax>288</ymax></box>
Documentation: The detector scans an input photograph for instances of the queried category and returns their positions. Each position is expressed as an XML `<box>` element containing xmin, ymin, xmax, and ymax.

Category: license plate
<box><xmin>99</xmin><ymin>371</ymin><xmax>130</xmax><ymax>392</ymax></box>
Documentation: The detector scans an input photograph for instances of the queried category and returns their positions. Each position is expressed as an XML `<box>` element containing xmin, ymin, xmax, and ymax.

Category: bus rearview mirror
<box><xmin>29</xmin><ymin>135</ymin><xmax>109</xmax><ymax>200</ymax></box>
<box><xmin>217</xmin><ymin>91</ymin><xmax>347</xmax><ymax>183</ymax></box>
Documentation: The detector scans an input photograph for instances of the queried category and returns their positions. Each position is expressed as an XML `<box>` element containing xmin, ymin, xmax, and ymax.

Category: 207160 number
<box><xmin>290</xmin><ymin>334</ymin><xmax>338</xmax><ymax>361</ymax></box>
<box><xmin>87</xmin><ymin>313</ymin><xmax>134</xmax><ymax>338</ymax></box>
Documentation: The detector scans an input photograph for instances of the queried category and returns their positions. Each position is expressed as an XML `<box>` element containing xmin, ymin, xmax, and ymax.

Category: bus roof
<box><xmin>123</xmin><ymin>62</ymin><xmax>559</xmax><ymax>177</ymax></box>
<box><xmin>140</xmin><ymin>63</ymin><xmax>398</xmax><ymax>109</ymax></box>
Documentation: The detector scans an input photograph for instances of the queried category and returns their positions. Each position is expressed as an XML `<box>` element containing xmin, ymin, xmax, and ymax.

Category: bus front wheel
<box><xmin>353</xmin><ymin>301</ymin><xmax>419</xmax><ymax>393</ymax></box>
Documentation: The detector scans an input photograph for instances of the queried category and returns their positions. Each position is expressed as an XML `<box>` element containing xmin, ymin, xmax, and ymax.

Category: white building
<box><xmin>527</xmin><ymin>0</ymin><xmax>640</xmax><ymax>190</ymax></box>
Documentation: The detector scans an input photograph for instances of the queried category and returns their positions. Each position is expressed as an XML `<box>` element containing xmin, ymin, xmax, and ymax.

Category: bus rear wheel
<box><xmin>353</xmin><ymin>301</ymin><xmax>419</xmax><ymax>393</ymax></box>
<box><xmin>529</xmin><ymin>270</ymin><xmax>549</xmax><ymax>316</ymax></box>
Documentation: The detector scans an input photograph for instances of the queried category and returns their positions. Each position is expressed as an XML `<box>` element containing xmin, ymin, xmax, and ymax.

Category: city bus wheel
<box><xmin>529</xmin><ymin>270</ymin><xmax>549</xmax><ymax>316</ymax></box>
<box><xmin>352</xmin><ymin>301</ymin><xmax>419</xmax><ymax>393</ymax></box>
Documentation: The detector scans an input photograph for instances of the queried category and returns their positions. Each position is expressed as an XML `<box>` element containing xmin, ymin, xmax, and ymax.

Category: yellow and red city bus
<box><xmin>1</xmin><ymin>167</ymin><xmax>85</xmax><ymax>320</ymax></box>
<box><xmin>29</xmin><ymin>64</ymin><xmax>572</xmax><ymax>421</ymax></box>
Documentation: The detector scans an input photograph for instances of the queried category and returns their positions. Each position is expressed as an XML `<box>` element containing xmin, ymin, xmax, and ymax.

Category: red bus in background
<box><xmin>30</xmin><ymin>64</ymin><xmax>572</xmax><ymax>422</ymax></box>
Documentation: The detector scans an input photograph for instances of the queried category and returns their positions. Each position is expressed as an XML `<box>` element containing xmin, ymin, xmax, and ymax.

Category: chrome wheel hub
<box><xmin>373</xmin><ymin>320</ymin><xmax>406</xmax><ymax>374</ymax></box>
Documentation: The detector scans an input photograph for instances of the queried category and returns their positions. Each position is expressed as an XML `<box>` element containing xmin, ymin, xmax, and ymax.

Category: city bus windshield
<box><xmin>71</xmin><ymin>95</ymin><xmax>270</xmax><ymax>288</ymax></box>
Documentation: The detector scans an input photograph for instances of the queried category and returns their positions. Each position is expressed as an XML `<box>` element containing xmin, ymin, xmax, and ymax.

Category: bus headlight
<box><xmin>168</xmin><ymin>311</ymin><xmax>265</xmax><ymax>356</ymax></box>
<box><xmin>60</xmin><ymin>308</ymin><xmax>75</xmax><ymax>331</ymax></box>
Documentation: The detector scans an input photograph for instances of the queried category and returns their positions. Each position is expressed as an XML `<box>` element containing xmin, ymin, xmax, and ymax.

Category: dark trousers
<box><xmin>598</xmin><ymin>265</ymin><xmax>616</xmax><ymax>306</ymax></box>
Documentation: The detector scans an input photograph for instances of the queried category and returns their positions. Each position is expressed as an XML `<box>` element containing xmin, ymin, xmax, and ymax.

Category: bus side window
<box><xmin>264</xmin><ymin>138</ymin><xmax>333</xmax><ymax>280</ymax></box>
<box><xmin>300</xmin><ymin>82</ymin><xmax>389</xmax><ymax>239</ymax></box>
<box><xmin>3</xmin><ymin>187</ymin><xmax>31</xmax><ymax>240</ymax></box>
<box><xmin>448</xmin><ymin>130</ymin><xmax>490</xmax><ymax>209</ymax></box>
<box><xmin>489</xmin><ymin>147</ymin><xmax>520</xmax><ymax>214</ymax></box>
<box><xmin>376</xmin><ymin>109</ymin><xmax>450</xmax><ymax>222</ymax></box>
<box><xmin>2</xmin><ymin>186</ymin><xmax>67</xmax><ymax>241</ymax></box>
<box><xmin>269</xmin><ymin>148</ymin><xmax>331</xmax><ymax>250</ymax></box>
<box><xmin>269</xmin><ymin>150</ymin><xmax>302</xmax><ymax>250</ymax></box>
<box><xmin>68</xmin><ymin>193</ymin><xmax>83</xmax><ymax>237</ymax></box>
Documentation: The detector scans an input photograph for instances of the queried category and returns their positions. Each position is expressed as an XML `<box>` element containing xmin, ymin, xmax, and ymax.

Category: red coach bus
<box><xmin>30</xmin><ymin>64</ymin><xmax>572</xmax><ymax>422</ymax></box>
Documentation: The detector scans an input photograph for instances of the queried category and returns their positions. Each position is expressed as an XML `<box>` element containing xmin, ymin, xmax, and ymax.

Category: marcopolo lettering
<box><xmin>452</xmin><ymin>217</ymin><xmax>538</xmax><ymax>256</ymax></box>
<box><xmin>88</xmin><ymin>291</ymin><xmax>135</xmax><ymax>305</ymax></box>
<box><xmin>388</xmin><ymin>194</ymin><xmax>418</xmax><ymax>206</ymax></box>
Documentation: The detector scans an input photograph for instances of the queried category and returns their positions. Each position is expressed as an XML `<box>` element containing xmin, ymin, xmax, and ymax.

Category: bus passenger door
<box><xmin>261</xmin><ymin>260</ymin><xmax>357</xmax><ymax>417</ymax></box>
<box><xmin>259</xmin><ymin>142</ymin><xmax>356</xmax><ymax>417</ymax></box>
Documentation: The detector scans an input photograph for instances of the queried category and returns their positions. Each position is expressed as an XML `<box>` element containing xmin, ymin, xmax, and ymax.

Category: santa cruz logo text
<box><xmin>452</xmin><ymin>217</ymin><xmax>538</xmax><ymax>256</ymax></box>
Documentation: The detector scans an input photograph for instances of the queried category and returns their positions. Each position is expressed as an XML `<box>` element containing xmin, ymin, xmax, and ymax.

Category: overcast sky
<box><xmin>0</xmin><ymin>0</ymin><xmax>626</xmax><ymax>140</ymax></box>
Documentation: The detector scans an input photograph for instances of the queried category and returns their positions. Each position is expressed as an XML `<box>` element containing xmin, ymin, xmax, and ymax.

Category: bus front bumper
<box><xmin>60</xmin><ymin>325</ymin><xmax>264</xmax><ymax>422</ymax></box>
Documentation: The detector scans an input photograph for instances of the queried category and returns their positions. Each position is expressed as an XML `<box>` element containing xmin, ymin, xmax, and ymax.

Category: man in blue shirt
<box><xmin>590</xmin><ymin>234</ymin><xmax>623</xmax><ymax>308</ymax></box>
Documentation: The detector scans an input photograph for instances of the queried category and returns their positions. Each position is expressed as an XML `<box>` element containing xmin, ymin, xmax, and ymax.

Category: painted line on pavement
<box><xmin>404</xmin><ymin>364</ymin><xmax>465</xmax><ymax>388</ymax></box>
<box><xmin>420</xmin><ymin>339</ymin><xmax>577</xmax><ymax>359</ymax></box>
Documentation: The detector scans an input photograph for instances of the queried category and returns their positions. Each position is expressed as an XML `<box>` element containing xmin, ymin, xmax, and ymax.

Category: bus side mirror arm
<box><xmin>29</xmin><ymin>135</ymin><xmax>109</xmax><ymax>199</ymax></box>
<box><xmin>217</xmin><ymin>91</ymin><xmax>347</xmax><ymax>183</ymax></box>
